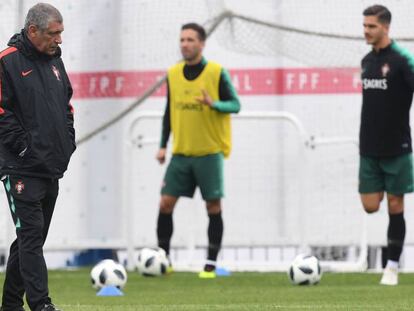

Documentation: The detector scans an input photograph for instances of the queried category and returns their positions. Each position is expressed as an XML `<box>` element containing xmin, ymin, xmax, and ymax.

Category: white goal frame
<box><xmin>125</xmin><ymin>111</ymin><xmax>367</xmax><ymax>272</ymax></box>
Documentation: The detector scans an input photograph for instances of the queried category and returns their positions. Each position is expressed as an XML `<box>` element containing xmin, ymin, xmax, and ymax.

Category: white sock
<box><xmin>205</xmin><ymin>259</ymin><xmax>217</xmax><ymax>267</ymax></box>
<box><xmin>385</xmin><ymin>260</ymin><xmax>399</xmax><ymax>270</ymax></box>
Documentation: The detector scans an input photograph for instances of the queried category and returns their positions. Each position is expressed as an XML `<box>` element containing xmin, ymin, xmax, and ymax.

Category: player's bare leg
<box><xmin>360</xmin><ymin>192</ymin><xmax>384</xmax><ymax>213</ymax></box>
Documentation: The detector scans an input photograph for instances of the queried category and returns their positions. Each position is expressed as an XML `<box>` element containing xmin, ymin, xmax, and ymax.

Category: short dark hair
<box><xmin>181</xmin><ymin>23</ymin><xmax>206</xmax><ymax>41</ymax></box>
<box><xmin>25</xmin><ymin>3</ymin><xmax>63</xmax><ymax>32</ymax></box>
<box><xmin>363</xmin><ymin>5</ymin><xmax>391</xmax><ymax>25</ymax></box>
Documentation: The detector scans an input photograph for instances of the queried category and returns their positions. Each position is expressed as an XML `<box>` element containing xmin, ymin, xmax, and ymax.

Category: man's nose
<box><xmin>55</xmin><ymin>34</ymin><xmax>62</xmax><ymax>44</ymax></box>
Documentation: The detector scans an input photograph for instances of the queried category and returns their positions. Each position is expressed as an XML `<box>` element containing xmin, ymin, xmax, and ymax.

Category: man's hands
<box><xmin>156</xmin><ymin>148</ymin><xmax>167</xmax><ymax>164</ymax></box>
<box><xmin>195</xmin><ymin>89</ymin><xmax>214</xmax><ymax>107</ymax></box>
<box><xmin>156</xmin><ymin>90</ymin><xmax>213</xmax><ymax>165</ymax></box>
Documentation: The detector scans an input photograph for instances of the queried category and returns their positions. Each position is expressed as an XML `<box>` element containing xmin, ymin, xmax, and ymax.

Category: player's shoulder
<box><xmin>361</xmin><ymin>50</ymin><xmax>374</xmax><ymax>64</ymax></box>
<box><xmin>205</xmin><ymin>60</ymin><xmax>223</xmax><ymax>70</ymax></box>
<box><xmin>389</xmin><ymin>41</ymin><xmax>414</xmax><ymax>65</ymax></box>
<box><xmin>167</xmin><ymin>61</ymin><xmax>185</xmax><ymax>73</ymax></box>
<box><xmin>205</xmin><ymin>59</ymin><xmax>221</xmax><ymax>66</ymax></box>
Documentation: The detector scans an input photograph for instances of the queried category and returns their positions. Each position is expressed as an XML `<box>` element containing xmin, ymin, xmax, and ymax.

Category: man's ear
<box><xmin>27</xmin><ymin>24</ymin><xmax>39</xmax><ymax>39</ymax></box>
<box><xmin>383</xmin><ymin>23</ymin><xmax>390</xmax><ymax>35</ymax></box>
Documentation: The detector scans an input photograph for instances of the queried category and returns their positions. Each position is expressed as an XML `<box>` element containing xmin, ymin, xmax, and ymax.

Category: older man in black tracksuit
<box><xmin>0</xmin><ymin>3</ymin><xmax>75</xmax><ymax>311</ymax></box>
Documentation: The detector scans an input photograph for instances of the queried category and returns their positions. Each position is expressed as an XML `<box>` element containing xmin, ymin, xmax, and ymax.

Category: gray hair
<box><xmin>24</xmin><ymin>3</ymin><xmax>63</xmax><ymax>32</ymax></box>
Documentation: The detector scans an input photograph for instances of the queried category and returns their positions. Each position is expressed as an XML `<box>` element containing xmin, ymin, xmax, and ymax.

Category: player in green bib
<box><xmin>156</xmin><ymin>23</ymin><xmax>240</xmax><ymax>278</ymax></box>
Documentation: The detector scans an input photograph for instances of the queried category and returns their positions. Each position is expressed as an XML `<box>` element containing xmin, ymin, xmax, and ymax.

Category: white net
<box><xmin>70</xmin><ymin>0</ymin><xmax>414</xmax><ymax>144</ymax></box>
<box><xmin>215</xmin><ymin>0</ymin><xmax>414</xmax><ymax>67</ymax></box>
<box><xmin>121</xmin><ymin>0</ymin><xmax>414</xmax><ymax>270</ymax></box>
<box><xmin>1</xmin><ymin>0</ymin><xmax>414</xmax><ymax>271</ymax></box>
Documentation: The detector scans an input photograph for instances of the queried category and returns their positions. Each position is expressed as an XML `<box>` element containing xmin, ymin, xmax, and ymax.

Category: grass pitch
<box><xmin>1</xmin><ymin>270</ymin><xmax>414</xmax><ymax>310</ymax></box>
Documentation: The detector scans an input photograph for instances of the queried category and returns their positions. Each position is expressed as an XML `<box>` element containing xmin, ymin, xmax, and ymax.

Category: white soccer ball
<box><xmin>288</xmin><ymin>254</ymin><xmax>322</xmax><ymax>285</ymax></box>
<box><xmin>90</xmin><ymin>259</ymin><xmax>128</xmax><ymax>289</ymax></box>
<box><xmin>136</xmin><ymin>247</ymin><xmax>169</xmax><ymax>276</ymax></box>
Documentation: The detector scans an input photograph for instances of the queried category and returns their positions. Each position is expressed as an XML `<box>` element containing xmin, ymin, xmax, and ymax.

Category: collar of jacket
<box><xmin>372</xmin><ymin>40</ymin><xmax>394</xmax><ymax>55</ymax></box>
<box><xmin>7</xmin><ymin>29</ymin><xmax>62</xmax><ymax>61</ymax></box>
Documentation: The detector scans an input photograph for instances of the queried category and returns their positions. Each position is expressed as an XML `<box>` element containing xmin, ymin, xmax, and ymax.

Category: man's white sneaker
<box><xmin>379</xmin><ymin>267</ymin><xmax>398</xmax><ymax>286</ymax></box>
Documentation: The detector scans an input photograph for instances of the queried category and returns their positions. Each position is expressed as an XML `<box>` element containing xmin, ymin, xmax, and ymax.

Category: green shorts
<box><xmin>161</xmin><ymin>152</ymin><xmax>224</xmax><ymax>200</ymax></box>
<box><xmin>359</xmin><ymin>153</ymin><xmax>414</xmax><ymax>194</ymax></box>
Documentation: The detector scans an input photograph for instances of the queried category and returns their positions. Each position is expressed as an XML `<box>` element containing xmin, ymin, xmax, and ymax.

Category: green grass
<box><xmin>1</xmin><ymin>270</ymin><xmax>414</xmax><ymax>310</ymax></box>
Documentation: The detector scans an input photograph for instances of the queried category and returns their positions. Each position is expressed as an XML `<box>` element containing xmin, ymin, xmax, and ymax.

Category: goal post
<box><xmin>125</xmin><ymin>111</ymin><xmax>367</xmax><ymax>272</ymax></box>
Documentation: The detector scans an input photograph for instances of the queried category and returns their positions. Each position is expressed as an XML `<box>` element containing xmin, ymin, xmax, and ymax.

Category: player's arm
<box><xmin>401</xmin><ymin>54</ymin><xmax>414</xmax><ymax>91</ymax></box>
<box><xmin>157</xmin><ymin>79</ymin><xmax>171</xmax><ymax>164</ymax></box>
<box><xmin>60</xmin><ymin>60</ymin><xmax>76</xmax><ymax>153</ymax></box>
<box><xmin>196</xmin><ymin>68</ymin><xmax>240</xmax><ymax>113</ymax></box>
<box><xmin>0</xmin><ymin>62</ymin><xmax>30</xmax><ymax>157</ymax></box>
<box><xmin>65</xmin><ymin>80</ymin><xmax>76</xmax><ymax>153</ymax></box>
<box><xmin>212</xmin><ymin>68</ymin><xmax>240</xmax><ymax>113</ymax></box>
<box><xmin>67</xmin><ymin>99</ymin><xmax>76</xmax><ymax>153</ymax></box>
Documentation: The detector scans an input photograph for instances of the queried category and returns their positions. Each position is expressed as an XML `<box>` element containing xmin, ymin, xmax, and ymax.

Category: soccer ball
<box><xmin>288</xmin><ymin>254</ymin><xmax>322</xmax><ymax>285</ymax></box>
<box><xmin>136</xmin><ymin>247</ymin><xmax>169</xmax><ymax>276</ymax></box>
<box><xmin>90</xmin><ymin>259</ymin><xmax>127</xmax><ymax>289</ymax></box>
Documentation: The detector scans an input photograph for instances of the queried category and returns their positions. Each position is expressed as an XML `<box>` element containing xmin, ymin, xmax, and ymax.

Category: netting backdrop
<box><xmin>0</xmin><ymin>0</ymin><xmax>414</xmax><ymax>269</ymax></box>
<box><xmin>216</xmin><ymin>0</ymin><xmax>414</xmax><ymax>67</ymax></box>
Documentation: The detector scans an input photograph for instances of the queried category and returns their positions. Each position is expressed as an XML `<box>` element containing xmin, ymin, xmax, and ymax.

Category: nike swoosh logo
<box><xmin>21</xmin><ymin>69</ymin><xmax>33</xmax><ymax>77</ymax></box>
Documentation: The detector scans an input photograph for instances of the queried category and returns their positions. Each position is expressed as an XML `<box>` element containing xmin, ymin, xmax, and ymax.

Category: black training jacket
<box><xmin>0</xmin><ymin>30</ymin><xmax>75</xmax><ymax>179</ymax></box>
<box><xmin>360</xmin><ymin>41</ymin><xmax>414</xmax><ymax>157</ymax></box>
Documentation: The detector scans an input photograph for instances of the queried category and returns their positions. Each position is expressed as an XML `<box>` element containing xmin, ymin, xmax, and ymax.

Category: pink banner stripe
<box><xmin>68</xmin><ymin>68</ymin><xmax>361</xmax><ymax>99</ymax></box>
